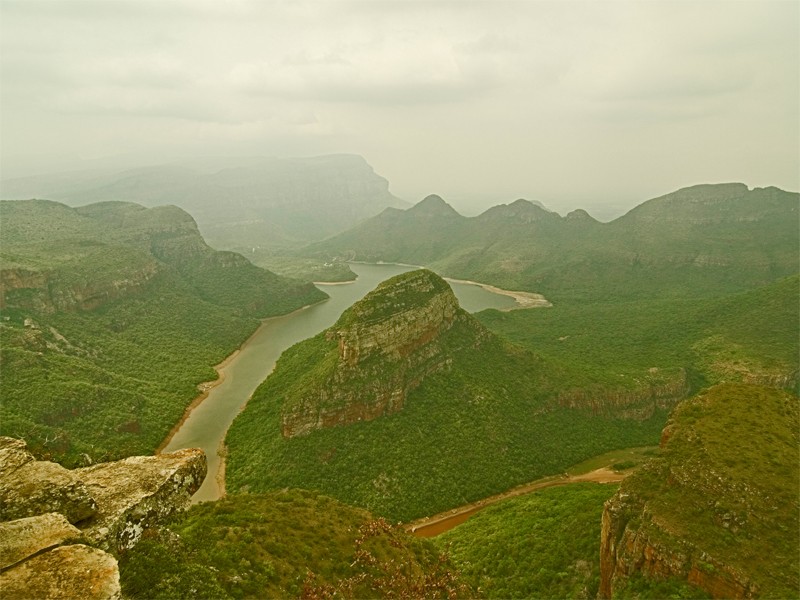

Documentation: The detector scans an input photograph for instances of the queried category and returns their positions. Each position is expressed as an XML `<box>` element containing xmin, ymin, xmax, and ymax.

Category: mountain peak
<box><xmin>408</xmin><ymin>194</ymin><xmax>460</xmax><ymax>217</ymax></box>
<box><xmin>478</xmin><ymin>198</ymin><xmax>554</xmax><ymax>223</ymax></box>
<box><xmin>280</xmin><ymin>269</ymin><xmax>485</xmax><ymax>437</ymax></box>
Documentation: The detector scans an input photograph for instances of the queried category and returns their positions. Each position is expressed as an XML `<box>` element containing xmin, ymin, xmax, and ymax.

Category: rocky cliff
<box><xmin>0</xmin><ymin>436</ymin><xmax>206</xmax><ymax>600</ymax></box>
<box><xmin>556</xmin><ymin>367</ymin><xmax>689</xmax><ymax>419</ymax></box>
<box><xmin>281</xmin><ymin>269</ymin><xmax>488</xmax><ymax>437</ymax></box>
<box><xmin>599</xmin><ymin>383</ymin><xmax>799</xmax><ymax>599</ymax></box>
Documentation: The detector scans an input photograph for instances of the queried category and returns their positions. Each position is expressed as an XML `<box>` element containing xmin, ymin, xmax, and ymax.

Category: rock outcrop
<box><xmin>0</xmin><ymin>437</ymin><xmax>97</xmax><ymax>523</ymax></box>
<box><xmin>599</xmin><ymin>383</ymin><xmax>799</xmax><ymax>598</ymax></box>
<box><xmin>555</xmin><ymin>367</ymin><xmax>689</xmax><ymax>419</ymax></box>
<box><xmin>77</xmin><ymin>448</ymin><xmax>207</xmax><ymax>551</ymax></box>
<box><xmin>0</xmin><ymin>543</ymin><xmax>121</xmax><ymax>600</ymax></box>
<box><xmin>281</xmin><ymin>269</ymin><xmax>488</xmax><ymax>437</ymax></box>
<box><xmin>0</xmin><ymin>437</ymin><xmax>206</xmax><ymax>600</ymax></box>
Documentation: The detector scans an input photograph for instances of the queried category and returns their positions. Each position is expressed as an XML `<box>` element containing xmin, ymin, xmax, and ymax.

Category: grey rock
<box><xmin>0</xmin><ymin>544</ymin><xmax>120</xmax><ymax>600</ymax></box>
<box><xmin>76</xmin><ymin>447</ymin><xmax>207</xmax><ymax>551</ymax></box>
<box><xmin>0</xmin><ymin>437</ymin><xmax>97</xmax><ymax>523</ymax></box>
<box><xmin>0</xmin><ymin>513</ymin><xmax>82</xmax><ymax>571</ymax></box>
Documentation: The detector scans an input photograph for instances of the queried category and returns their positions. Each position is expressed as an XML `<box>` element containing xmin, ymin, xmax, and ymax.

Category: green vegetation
<box><xmin>566</xmin><ymin>447</ymin><xmax>658</xmax><ymax>476</ymax></box>
<box><xmin>0</xmin><ymin>199</ymin><xmax>326</xmax><ymax>466</ymax></box>
<box><xmin>307</xmin><ymin>184</ymin><xmax>799</xmax><ymax>303</ymax></box>
<box><xmin>119</xmin><ymin>489</ymin><xmax>470</xmax><ymax>599</ymax></box>
<box><xmin>231</xmin><ymin>249</ymin><xmax>357</xmax><ymax>283</ymax></box>
<box><xmin>438</xmin><ymin>483</ymin><xmax>618</xmax><ymax>599</ymax></box>
<box><xmin>226</xmin><ymin>272</ymin><xmax>669</xmax><ymax>522</ymax></box>
<box><xmin>611</xmin><ymin>573</ymin><xmax>710</xmax><ymax>599</ymax></box>
<box><xmin>610</xmin><ymin>383</ymin><xmax>799</xmax><ymax>598</ymax></box>
<box><xmin>477</xmin><ymin>274</ymin><xmax>799</xmax><ymax>393</ymax></box>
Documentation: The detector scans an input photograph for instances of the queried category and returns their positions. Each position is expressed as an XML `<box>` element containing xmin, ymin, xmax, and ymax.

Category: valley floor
<box><xmin>406</xmin><ymin>466</ymin><xmax>625</xmax><ymax>537</ymax></box>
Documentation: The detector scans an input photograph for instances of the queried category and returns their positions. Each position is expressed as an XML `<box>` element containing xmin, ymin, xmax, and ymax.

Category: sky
<box><xmin>1</xmin><ymin>0</ymin><xmax>798</xmax><ymax>218</ymax></box>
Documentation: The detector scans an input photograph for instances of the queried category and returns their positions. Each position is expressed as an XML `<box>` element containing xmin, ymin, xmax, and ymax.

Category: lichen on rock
<box><xmin>76</xmin><ymin>447</ymin><xmax>207</xmax><ymax>551</ymax></box>
<box><xmin>0</xmin><ymin>437</ymin><xmax>97</xmax><ymax>524</ymax></box>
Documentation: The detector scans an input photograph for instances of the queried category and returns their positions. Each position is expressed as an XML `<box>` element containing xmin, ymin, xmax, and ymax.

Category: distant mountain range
<box><xmin>0</xmin><ymin>154</ymin><xmax>409</xmax><ymax>249</ymax></box>
<box><xmin>305</xmin><ymin>183</ymin><xmax>799</xmax><ymax>302</ymax></box>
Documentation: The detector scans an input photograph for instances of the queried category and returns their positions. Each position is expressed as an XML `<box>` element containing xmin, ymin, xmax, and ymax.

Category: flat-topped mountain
<box><xmin>226</xmin><ymin>270</ymin><xmax>681</xmax><ymax>521</ymax></box>
<box><xmin>0</xmin><ymin>199</ymin><xmax>324</xmax><ymax>316</ymax></box>
<box><xmin>0</xmin><ymin>154</ymin><xmax>408</xmax><ymax>249</ymax></box>
<box><xmin>0</xmin><ymin>199</ymin><xmax>326</xmax><ymax>466</ymax></box>
<box><xmin>306</xmin><ymin>183</ymin><xmax>799</xmax><ymax>302</ymax></box>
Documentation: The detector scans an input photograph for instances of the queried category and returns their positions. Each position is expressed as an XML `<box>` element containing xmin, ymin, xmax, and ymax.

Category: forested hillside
<box><xmin>0</xmin><ymin>199</ymin><xmax>326</xmax><ymax>466</ymax></box>
<box><xmin>307</xmin><ymin>184</ymin><xmax>798</xmax><ymax>302</ymax></box>
<box><xmin>226</xmin><ymin>271</ymin><xmax>674</xmax><ymax>522</ymax></box>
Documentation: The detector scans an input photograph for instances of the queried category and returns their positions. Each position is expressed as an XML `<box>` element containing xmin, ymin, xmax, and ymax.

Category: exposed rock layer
<box><xmin>77</xmin><ymin>447</ymin><xmax>207</xmax><ymax>551</ymax></box>
<box><xmin>599</xmin><ymin>383</ymin><xmax>799</xmax><ymax>598</ymax></box>
<box><xmin>281</xmin><ymin>269</ymin><xmax>487</xmax><ymax>437</ymax></box>
<box><xmin>0</xmin><ymin>437</ymin><xmax>97</xmax><ymax>523</ymax></box>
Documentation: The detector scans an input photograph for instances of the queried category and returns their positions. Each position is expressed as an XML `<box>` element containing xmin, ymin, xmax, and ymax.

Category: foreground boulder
<box><xmin>0</xmin><ymin>437</ymin><xmax>97</xmax><ymax>523</ymax></box>
<box><xmin>0</xmin><ymin>437</ymin><xmax>206</xmax><ymax>599</ymax></box>
<box><xmin>0</xmin><ymin>513</ymin><xmax>81</xmax><ymax>571</ymax></box>
<box><xmin>0</xmin><ymin>544</ymin><xmax>120</xmax><ymax>600</ymax></box>
<box><xmin>77</xmin><ymin>448</ymin><xmax>207</xmax><ymax>551</ymax></box>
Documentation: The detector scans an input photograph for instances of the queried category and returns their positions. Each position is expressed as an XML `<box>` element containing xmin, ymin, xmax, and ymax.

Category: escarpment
<box><xmin>556</xmin><ymin>367</ymin><xmax>689</xmax><ymax>419</ymax></box>
<box><xmin>599</xmin><ymin>383</ymin><xmax>799</xmax><ymax>599</ymax></box>
<box><xmin>281</xmin><ymin>269</ymin><xmax>488</xmax><ymax>437</ymax></box>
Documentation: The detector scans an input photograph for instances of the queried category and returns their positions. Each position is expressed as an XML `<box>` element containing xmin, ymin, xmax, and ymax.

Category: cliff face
<box><xmin>0</xmin><ymin>436</ymin><xmax>206</xmax><ymax>600</ymax></box>
<box><xmin>556</xmin><ymin>367</ymin><xmax>689</xmax><ymax>419</ymax></box>
<box><xmin>0</xmin><ymin>262</ymin><xmax>160</xmax><ymax>313</ymax></box>
<box><xmin>281</xmin><ymin>269</ymin><xmax>487</xmax><ymax>437</ymax></box>
<box><xmin>599</xmin><ymin>383</ymin><xmax>799</xmax><ymax>599</ymax></box>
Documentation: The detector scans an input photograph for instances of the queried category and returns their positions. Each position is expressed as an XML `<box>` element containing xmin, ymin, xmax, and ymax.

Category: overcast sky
<box><xmin>1</xmin><ymin>0</ymin><xmax>797</xmax><ymax>218</ymax></box>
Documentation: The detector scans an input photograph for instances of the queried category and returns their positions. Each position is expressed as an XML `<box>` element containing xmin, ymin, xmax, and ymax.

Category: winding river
<box><xmin>161</xmin><ymin>263</ymin><xmax>517</xmax><ymax>502</ymax></box>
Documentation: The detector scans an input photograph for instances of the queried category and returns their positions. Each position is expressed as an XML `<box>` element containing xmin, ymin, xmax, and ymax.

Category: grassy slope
<box><xmin>226</xmin><ymin>310</ymin><xmax>667</xmax><ymax>523</ymax></box>
<box><xmin>118</xmin><ymin>489</ymin><xmax>467</xmax><ymax>599</ymax></box>
<box><xmin>0</xmin><ymin>200</ymin><xmax>326</xmax><ymax>466</ymax></box>
<box><xmin>614</xmin><ymin>383</ymin><xmax>799</xmax><ymax>598</ymax></box>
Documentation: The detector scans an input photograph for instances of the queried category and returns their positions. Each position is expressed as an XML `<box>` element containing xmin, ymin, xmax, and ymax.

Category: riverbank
<box><xmin>155</xmin><ymin>300</ymin><xmax>325</xmax><ymax>494</ymax></box>
<box><xmin>443</xmin><ymin>277</ymin><xmax>552</xmax><ymax>310</ymax></box>
<box><xmin>405</xmin><ymin>467</ymin><xmax>624</xmax><ymax>537</ymax></box>
<box><xmin>156</xmin><ymin>350</ymin><xmax>240</xmax><ymax>454</ymax></box>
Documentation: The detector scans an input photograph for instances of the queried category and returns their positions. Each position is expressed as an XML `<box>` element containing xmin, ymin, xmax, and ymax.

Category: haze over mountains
<box><xmin>1</xmin><ymin>163</ymin><xmax>797</xmax><ymax>598</ymax></box>
<box><xmin>0</xmin><ymin>154</ymin><xmax>408</xmax><ymax>249</ymax></box>
<box><xmin>307</xmin><ymin>183</ymin><xmax>799</xmax><ymax>302</ymax></box>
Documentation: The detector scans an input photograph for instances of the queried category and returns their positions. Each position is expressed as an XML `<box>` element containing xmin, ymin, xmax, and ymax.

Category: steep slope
<box><xmin>226</xmin><ymin>270</ymin><xmax>676</xmax><ymax>521</ymax></box>
<box><xmin>306</xmin><ymin>184</ymin><xmax>799</xmax><ymax>302</ymax></box>
<box><xmin>280</xmin><ymin>269</ymin><xmax>484</xmax><ymax>437</ymax></box>
<box><xmin>439</xmin><ymin>483</ymin><xmax>621</xmax><ymax>599</ymax></box>
<box><xmin>1</xmin><ymin>154</ymin><xmax>407</xmax><ymax>248</ymax></box>
<box><xmin>118</xmin><ymin>490</ymin><xmax>470</xmax><ymax>599</ymax></box>
<box><xmin>0</xmin><ymin>200</ymin><xmax>326</xmax><ymax>466</ymax></box>
<box><xmin>599</xmin><ymin>383</ymin><xmax>799</xmax><ymax>599</ymax></box>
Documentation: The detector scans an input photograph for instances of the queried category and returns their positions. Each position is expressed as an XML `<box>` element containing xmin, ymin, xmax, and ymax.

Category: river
<box><xmin>161</xmin><ymin>263</ymin><xmax>517</xmax><ymax>502</ymax></box>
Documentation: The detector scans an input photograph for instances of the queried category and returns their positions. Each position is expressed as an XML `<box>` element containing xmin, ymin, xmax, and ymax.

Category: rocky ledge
<box><xmin>0</xmin><ymin>436</ymin><xmax>206</xmax><ymax>600</ymax></box>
